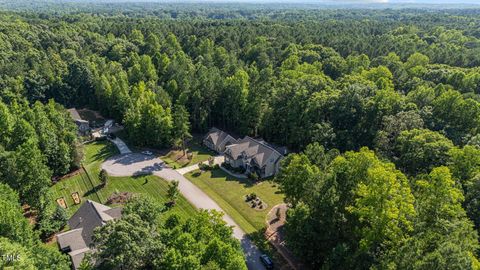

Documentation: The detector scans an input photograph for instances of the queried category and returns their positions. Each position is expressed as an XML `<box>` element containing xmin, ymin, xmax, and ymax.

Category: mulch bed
<box><xmin>56</xmin><ymin>197</ymin><xmax>68</xmax><ymax>209</ymax></box>
<box><xmin>71</xmin><ymin>192</ymin><xmax>81</xmax><ymax>205</ymax></box>
<box><xmin>106</xmin><ymin>192</ymin><xmax>133</xmax><ymax>205</ymax></box>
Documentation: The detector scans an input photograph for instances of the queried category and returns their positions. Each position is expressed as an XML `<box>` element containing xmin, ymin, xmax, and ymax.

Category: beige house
<box><xmin>203</xmin><ymin>127</ymin><xmax>238</xmax><ymax>153</ymax></box>
<box><xmin>224</xmin><ymin>136</ymin><xmax>284</xmax><ymax>178</ymax></box>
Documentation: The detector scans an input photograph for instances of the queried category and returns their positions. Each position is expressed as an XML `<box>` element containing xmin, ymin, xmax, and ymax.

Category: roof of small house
<box><xmin>57</xmin><ymin>200</ymin><xmax>121</xmax><ymax>270</ymax></box>
<box><xmin>70</xmin><ymin>248</ymin><xmax>92</xmax><ymax>270</ymax></box>
<box><xmin>225</xmin><ymin>136</ymin><xmax>283</xmax><ymax>168</ymax></box>
<box><xmin>204</xmin><ymin>127</ymin><xmax>237</xmax><ymax>148</ymax></box>
<box><xmin>67</xmin><ymin>200</ymin><xmax>121</xmax><ymax>246</ymax></box>
<box><xmin>56</xmin><ymin>228</ymin><xmax>87</xmax><ymax>251</ymax></box>
<box><xmin>67</xmin><ymin>108</ymin><xmax>82</xmax><ymax>121</ymax></box>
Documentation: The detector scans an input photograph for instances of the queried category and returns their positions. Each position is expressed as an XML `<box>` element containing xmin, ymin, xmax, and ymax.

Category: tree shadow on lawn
<box><xmin>90</xmin><ymin>142</ymin><xmax>119</xmax><ymax>163</ymax></box>
<box><xmin>83</xmin><ymin>184</ymin><xmax>104</xmax><ymax>198</ymax></box>
<box><xmin>210</xmin><ymin>169</ymin><xmax>255</xmax><ymax>188</ymax></box>
<box><xmin>188</xmin><ymin>141</ymin><xmax>214</xmax><ymax>156</ymax></box>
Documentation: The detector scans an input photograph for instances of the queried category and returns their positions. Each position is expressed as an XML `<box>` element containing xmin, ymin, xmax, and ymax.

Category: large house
<box><xmin>224</xmin><ymin>136</ymin><xmax>284</xmax><ymax>178</ymax></box>
<box><xmin>203</xmin><ymin>127</ymin><xmax>238</xmax><ymax>153</ymax></box>
<box><xmin>56</xmin><ymin>200</ymin><xmax>122</xmax><ymax>270</ymax></box>
<box><xmin>203</xmin><ymin>128</ymin><xmax>284</xmax><ymax>178</ymax></box>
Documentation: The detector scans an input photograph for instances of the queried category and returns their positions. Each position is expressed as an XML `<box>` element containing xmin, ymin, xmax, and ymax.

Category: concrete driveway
<box><xmin>101</xmin><ymin>153</ymin><xmax>266</xmax><ymax>270</ymax></box>
<box><xmin>109</xmin><ymin>137</ymin><xmax>132</xmax><ymax>154</ymax></box>
<box><xmin>175</xmin><ymin>155</ymin><xmax>225</xmax><ymax>175</ymax></box>
<box><xmin>101</xmin><ymin>153</ymin><xmax>165</xmax><ymax>176</ymax></box>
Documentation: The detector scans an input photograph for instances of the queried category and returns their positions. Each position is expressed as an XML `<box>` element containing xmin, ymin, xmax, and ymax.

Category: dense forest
<box><xmin>1</xmin><ymin>2</ymin><xmax>480</xmax><ymax>269</ymax></box>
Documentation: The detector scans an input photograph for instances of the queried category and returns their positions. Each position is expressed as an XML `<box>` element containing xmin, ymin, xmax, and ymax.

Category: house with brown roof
<box><xmin>67</xmin><ymin>108</ymin><xmax>90</xmax><ymax>136</ymax></box>
<box><xmin>56</xmin><ymin>200</ymin><xmax>122</xmax><ymax>270</ymax></box>
<box><xmin>203</xmin><ymin>127</ymin><xmax>238</xmax><ymax>153</ymax></box>
<box><xmin>224</xmin><ymin>136</ymin><xmax>284</xmax><ymax>178</ymax></box>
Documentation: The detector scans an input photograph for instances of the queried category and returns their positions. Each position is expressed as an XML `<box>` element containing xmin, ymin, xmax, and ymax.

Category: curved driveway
<box><xmin>101</xmin><ymin>153</ymin><xmax>266</xmax><ymax>270</ymax></box>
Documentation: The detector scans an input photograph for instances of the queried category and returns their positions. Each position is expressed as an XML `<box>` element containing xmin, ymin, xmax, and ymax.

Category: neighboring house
<box><xmin>67</xmin><ymin>108</ymin><xmax>90</xmax><ymax>136</ymax></box>
<box><xmin>104</xmin><ymin>120</ymin><xmax>114</xmax><ymax>128</ymax></box>
<box><xmin>56</xmin><ymin>200</ymin><xmax>122</xmax><ymax>270</ymax></box>
<box><xmin>224</xmin><ymin>136</ymin><xmax>284</xmax><ymax>178</ymax></box>
<box><xmin>203</xmin><ymin>127</ymin><xmax>238</xmax><ymax>153</ymax></box>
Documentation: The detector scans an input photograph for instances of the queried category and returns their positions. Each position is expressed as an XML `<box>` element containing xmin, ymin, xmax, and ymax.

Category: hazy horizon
<box><xmin>3</xmin><ymin>0</ymin><xmax>480</xmax><ymax>3</ymax></box>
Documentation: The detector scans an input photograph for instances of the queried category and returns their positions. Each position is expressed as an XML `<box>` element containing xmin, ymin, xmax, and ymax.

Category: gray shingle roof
<box><xmin>70</xmin><ymin>248</ymin><xmax>92</xmax><ymax>269</ymax></box>
<box><xmin>56</xmin><ymin>228</ymin><xmax>87</xmax><ymax>251</ymax></box>
<box><xmin>205</xmin><ymin>127</ymin><xmax>229</xmax><ymax>146</ymax></box>
<box><xmin>67</xmin><ymin>200</ymin><xmax>112</xmax><ymax>247</ymax></box>
<box><xmin>225</xmin><ymin>136</ymin><xmax>283</xmax><ymax>168</ymax></box>
<box><xmin>204</xmin><ymin>127</ymin><xmax>239</xmax><ymax>152</ymax></box>
<box><xmin>67</xmin><ymin>108</ymin><xmax>83</xmax><ymax>121</ymax></box>
<box><xmin>57</xmin><ymin>200</ymin><xmax>121</xmax><ymax>270</ymax></box>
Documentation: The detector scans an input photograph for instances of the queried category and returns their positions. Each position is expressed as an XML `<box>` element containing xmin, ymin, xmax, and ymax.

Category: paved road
<box><xmin>101</xmin><ymin>153</ymin><xmax>266</xmax><ymax>270</ymax></box>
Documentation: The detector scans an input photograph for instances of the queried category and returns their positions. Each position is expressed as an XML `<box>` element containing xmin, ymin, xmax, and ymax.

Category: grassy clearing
<box><xmin>185</xmin><ymin>168</ymin><xmax>284</xmax><ymax>234</ymax></box>
<box><xmin>114</xmin><ymin>130</ymin><xmax>214</xmax><ymax>168</ymax></box>
<box><xmin>77</xmin><ymin>108</ymin><xmax>106</xmax><ymax>125</ymax></box>
<box><xmin>50</xmin><ymin>141</ymin><xmax>196</xmax><ymax>220</ymax></box>
<box><xmin>161</xmin><ymin>139</ymin><xmax>215</xmax><ymax>168</ymax></box>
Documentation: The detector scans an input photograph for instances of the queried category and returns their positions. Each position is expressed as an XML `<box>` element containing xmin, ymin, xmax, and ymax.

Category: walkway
<box><xmin>101</xmin><ymin>153</ymin><xmax>265</xmax><ymax>270</ymax></box>
<box><xmin>175</xmin><ymin>155</ymin><xmax>225</xmax><ymax>175</ymax></box>
<box><xmin>220</xmin><ymin>165</ymin><xmax>248</xmax><ymax>179</ymax></box>
<box><xmin>108</xmin><ymin>137</ymin><xmax>131</xmax><ymax>154</ymax></box>
<box><xmin>266</xmin><ymin>204</ymin><xmax>305</xmax><ymax>270</ymax></box>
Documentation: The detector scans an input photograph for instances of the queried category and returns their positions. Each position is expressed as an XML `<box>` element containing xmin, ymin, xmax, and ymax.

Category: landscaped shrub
<box><xmin>106</xmin><ymin>192</ymin><xmax>133</xmax><ymax>205</ymax></box>
<box><xmin>233</xmin><ymin>167</ymin><xmax>245</xmax><ymax>174</ymax></box>
<box><xmin>199</xmin><ymin>163</ymin><xmax>209</xmax><ymax>170</ymax></box>
<box><xmin>221</xmin><ymin>162</ymin><xmax>232</xmax><ymax>170</ymax></box>
<box><xmin>208</xmin><ymin>157</ymin><xmax>215</xmax><ymax>166</ymax></box>
<box><xmin>248</xmin><ymin>172</ymin><xmax>259</xmax><ymax>181</ymax></box>
<box><xmin>99</xmin><ymin>169</ymin><xmax>108</xmax><ymax>187</ymax></box>
<box><xmin>221</xmin><ymin>162</ymin><xmax>246</xmax><ymax>174</ymax></box>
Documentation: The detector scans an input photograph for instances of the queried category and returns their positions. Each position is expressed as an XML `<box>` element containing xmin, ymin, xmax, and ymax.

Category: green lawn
<box><xmin>185</xmin><ymin>169</ymin><xmax>284</xmax><ymax>234</ymax></box>
<box><xmin>51</xmin><ymin>141</ymin><xmax>197</xmax><ymax>220</ymax></box>
<box><xmin>114</xmin><ymin>131</ymin><xmax>214</xmax><ymax>168</ymax></box>
<box><xmin>161</xmin><ymin>139</ymin><xmax>215</xmax><ymax>168</ymax></box>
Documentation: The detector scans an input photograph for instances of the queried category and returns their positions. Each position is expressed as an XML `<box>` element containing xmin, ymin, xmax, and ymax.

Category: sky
<box><xmin>52</xmin><ymin>0</ymin><xmax>480</xmax><ymax>2</ymax></box>
<box><xmin>110</xmin><ymin>0</ymin><xmax>480</xmax><ymax>4</ymax></box>
<box><xmin>6</xmin><ymin>0</ymin><xmax>479</xmax><ymax>6</ymax></box>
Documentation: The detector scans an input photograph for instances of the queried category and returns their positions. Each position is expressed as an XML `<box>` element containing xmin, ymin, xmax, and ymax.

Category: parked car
<box><xmin>142</xmin><ymin>150</ymin><xmax>153</xmax><ymax>156</ymax></box>
<box><xmin>260</xmin><ymin>254</ymin><xmax>274</xmax><ymax>269</ymax></box>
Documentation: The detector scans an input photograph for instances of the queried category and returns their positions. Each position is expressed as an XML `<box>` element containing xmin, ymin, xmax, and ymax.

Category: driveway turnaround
<box><xmin>101</xmin><ymin>153</ymin><xmax>266</xmax><ymax>270</ymax></box>
<box><xmin>101</xmin><ymin>153</ymin><xmax>165</xmax><ymax>176</ymax></box>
